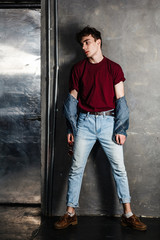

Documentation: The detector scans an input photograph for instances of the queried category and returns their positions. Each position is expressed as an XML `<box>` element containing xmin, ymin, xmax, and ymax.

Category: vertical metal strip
<box><xmin>48</xmin><ymin>0</ymin><xmax>59</xmax><ymax>216</ymax></box>
<box><xmin>44</xmin><ymin>0</ymin><xmax>59</xmax><ymax>216</ymax></box>
<box><xmin>42</xmin><ymin>0</ymin><xmax>58</xmax><ymax>216</ymax></box>
<box><xmin>44</xmin><ymin>0</ymin><xmax>51</xmax><ymax>216</ymax></box>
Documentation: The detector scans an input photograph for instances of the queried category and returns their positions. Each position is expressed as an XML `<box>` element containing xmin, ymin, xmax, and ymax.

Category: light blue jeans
<box><xmin>67</xmin><ymin>112</ymin><xmax>131</xmax><ymax>208</ymax></box>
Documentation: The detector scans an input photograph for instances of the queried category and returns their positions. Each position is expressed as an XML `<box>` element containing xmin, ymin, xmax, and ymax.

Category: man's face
<box><xmin>81</xmin><ymin>34</ymin><xmax>101</xmax><ymax>58</ymax></box>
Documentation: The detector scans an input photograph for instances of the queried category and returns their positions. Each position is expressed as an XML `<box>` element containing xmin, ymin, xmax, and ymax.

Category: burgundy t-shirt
<box><xmin>69</xmin><ymin>56</ymin><xmax>125</xmax><ymax>112</ymax></box>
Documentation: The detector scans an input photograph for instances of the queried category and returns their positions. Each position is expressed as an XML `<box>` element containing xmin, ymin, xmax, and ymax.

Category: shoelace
<box><xmin>131</xmin><ymin>215</ymin><xmax>140</xmax><ymax>223</ymax></box>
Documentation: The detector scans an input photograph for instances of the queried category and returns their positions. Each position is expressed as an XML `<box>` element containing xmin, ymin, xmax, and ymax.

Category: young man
<box><xmin>55</xmin><ymin>26</ymin><xmax>147</xmax><ymax>231</ymax></box>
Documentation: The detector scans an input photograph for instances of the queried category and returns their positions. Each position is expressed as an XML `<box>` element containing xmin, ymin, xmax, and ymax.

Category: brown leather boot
<box><xmin>54</xmin><ymin>213</ymin><xmax>78</xmax><ymax>229</ymax></box>
<box><xmin>121</xmin><ymin>214</ymin><xmax>147</xmax><ymax>231</ymax></box>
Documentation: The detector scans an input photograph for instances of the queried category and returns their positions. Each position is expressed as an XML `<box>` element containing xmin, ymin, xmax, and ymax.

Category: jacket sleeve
<box><xmin>63</xmin><ymin>93</ymin><xmax>78</xmax><ymax>136</ymax></box>
<box><xmin>66</xmin><ymin>119</ymin><xmax>73</xmax><ymax>134</ymax></box>
<box><xmin>112</xmin><ymin>96</ymin><xmax>129</xmax><ymax>143</ymax></box>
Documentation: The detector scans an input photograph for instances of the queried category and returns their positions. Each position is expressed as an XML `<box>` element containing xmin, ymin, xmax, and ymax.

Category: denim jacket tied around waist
<box><xmin>63</xmin><ymin>93</ymin><xmax>129</xmax><ymax>144</ymax></box>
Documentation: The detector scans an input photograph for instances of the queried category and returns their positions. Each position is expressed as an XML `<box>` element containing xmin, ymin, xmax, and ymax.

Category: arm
<box><xmin>70</xmin><ymin>89</ymin><xmax>78</xmax><ymax>99</ymax></box>
<box><xmin>114</xmin><ymin>81</ymin><xmax>126</xmax><ymax>145</ymax></box>
<box><xmin>114</xmin><ymin>81</ymin><xmax>124</xmax><ymax>99</ymax></box>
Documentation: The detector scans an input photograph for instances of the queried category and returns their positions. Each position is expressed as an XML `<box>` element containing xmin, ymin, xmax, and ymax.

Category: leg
<box><xmin>97</xmin><ymin>116</ymin><xmax>131</xmax><ymax>204</ymax></box>
<box><xmin>54</xmin><ymin>113</ymin><xmax>97</xmax><ymax>230</ymax></box>
<box><xmin>67</xmin><ymin>113</ymin><xmax>97</xmax><ymax>208</ymax></box>
<box><xmin>123</xmin><ymin>203</ymin><xmax>132</xmax><ymax>214</ymax></box>
<box><xmin>97</xmin><ymin>116</ymin><xmax>147</xmax><ymax>231</ymax></box>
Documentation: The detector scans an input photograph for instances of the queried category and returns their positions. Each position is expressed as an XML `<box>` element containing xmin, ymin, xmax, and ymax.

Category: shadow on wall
<box><xmin>52</xmin><ymin>23</ymin><xmax>117</xmax><ymax>216</ymax></box>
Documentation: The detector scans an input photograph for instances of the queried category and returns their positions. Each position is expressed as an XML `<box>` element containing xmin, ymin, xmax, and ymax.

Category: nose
<box><xmin>82</xmin><ymin>43</ymin><xmax>86</xmax><ymax>50</ymax></box>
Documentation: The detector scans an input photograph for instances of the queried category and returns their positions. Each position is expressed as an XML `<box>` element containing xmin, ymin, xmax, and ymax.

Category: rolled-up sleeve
<box><xmin>113</xmin><ymin>64</ymin><xmax>126</xmax><ymax>85</ymax></box>
<box><xmin>69</xmin><ymin>66</ymin><xmax>80</xmax><ymax>92</ymax></box>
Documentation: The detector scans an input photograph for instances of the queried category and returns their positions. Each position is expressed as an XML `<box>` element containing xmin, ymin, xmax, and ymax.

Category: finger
<box><xmin>122</xmin><ymin>136</ymin><xmax>126</xmax><ymax>144</ymax></box>
<box><xmin>120</xmin><ymin>135</ymin><xmax>126</xmax><ymax>145</ymax></box>
<box><xmin>67</xmin><ymin>134</ymin><xmax>71</xmax><ymax>144</ymax></box>
<box><xmin>68</xmin><ymin>134</ymin><xmax>74</xmax><ymax>144</ymax></box>
<box><xmin>119</xmin><ymin>136</ymin><xmax>122</xmax><ymax>145</ymax></box>
<box><xmin>70</xmin><ymin>134</ymin><xmax>74</xmax><ymax>143</ymax></box>
<box><xmin>116</xmin><ymin>135</ymin><xmax>120</xmax><ymax>144</ymax></box>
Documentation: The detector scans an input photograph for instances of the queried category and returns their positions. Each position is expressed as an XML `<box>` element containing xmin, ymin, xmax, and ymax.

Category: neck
<box><xmin>88</xmin><ymin>51</ymin><xmax>103</xmax><ymax>64</ymax></box>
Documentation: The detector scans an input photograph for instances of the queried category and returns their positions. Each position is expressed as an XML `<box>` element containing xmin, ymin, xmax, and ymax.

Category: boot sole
<box><xmin>121</xmin><ymin>221</ymin><xmax>147</xmax><ymax>231</ymax></box>
<box><xmin>54</xmin><ymin>220</ymin><xmax>78</xmax><ymax>230</ymax></box>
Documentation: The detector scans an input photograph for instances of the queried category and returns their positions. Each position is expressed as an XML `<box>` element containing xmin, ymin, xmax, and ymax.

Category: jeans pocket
<box><xmin>103</xmin><ymin>116</ymin><xmax>114</xmax><ymax>130</ymax></box>
<box><xmin>105</xmin><ymin>116</ymin><xmax>114</xmax><ymax>122</ymax></box>
<box><xmin>77</xmin><ymin>113</ymin><xmax>88</xmax><ymax>127</ymax></box>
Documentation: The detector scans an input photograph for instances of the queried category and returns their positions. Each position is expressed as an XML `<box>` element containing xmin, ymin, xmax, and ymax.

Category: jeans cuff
<box><xmin>67</xmin><ymin>202</ymin><xmax>79</xmax><ymax>208</ymax></box>
<box><xmin>119</xmin><ymin>197</ymin><xmax>131</xmax><ymax>204</ymax></box>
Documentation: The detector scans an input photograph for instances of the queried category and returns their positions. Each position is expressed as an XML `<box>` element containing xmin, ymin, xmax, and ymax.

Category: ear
<box><xmin>97</xmin><ymin>39</ymin><xmax>101</xmax><ymax>46</ymax></box>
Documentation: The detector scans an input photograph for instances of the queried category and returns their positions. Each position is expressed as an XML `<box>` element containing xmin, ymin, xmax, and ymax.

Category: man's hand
<box><xmin>67</xmin><ymin>133</ymin><xmax>74</xmax><ymax>144</ymax></box>
<box><xmin>115</xmin><ymin>134</ymin><xmax>126</xmax><ymax>145</ymax></box>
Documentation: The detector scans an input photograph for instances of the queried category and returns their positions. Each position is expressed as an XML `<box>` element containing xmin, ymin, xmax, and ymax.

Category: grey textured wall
<box><xmin>52</xmin><ymin>0</ymin><xmax>160</xmax><ymax>217</ymax></box>
<box><xmin>0</xmin><ymin>9</ymin><xmax>41</xmax><ymax>203</ymax></box>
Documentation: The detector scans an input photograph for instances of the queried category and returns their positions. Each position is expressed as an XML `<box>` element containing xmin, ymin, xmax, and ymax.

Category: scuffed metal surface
<box><xmin>0</xmin><ymin>9</ymin><xmax>41</xmax><ymax>203</ymax></box>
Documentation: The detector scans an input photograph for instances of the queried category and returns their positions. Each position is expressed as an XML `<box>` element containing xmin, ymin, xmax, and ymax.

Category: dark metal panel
<box><xmin>0</xmin><ymin>4</ymin><xmax>40</xmax><ymax>8</ymax></box>
<box><xmin>0</xmin><ymin>0</ymin><xmax>40</xmax><ymax>2</ymax></box>
<box><xmin>0</xmin><ymin>0</ymin><xmax>41</xmax><ymax>8</ymax></box>
<box><xmin>0</xmin><ymin>9</ymin><xmax>41</xmax><ymax>203</ymax></box>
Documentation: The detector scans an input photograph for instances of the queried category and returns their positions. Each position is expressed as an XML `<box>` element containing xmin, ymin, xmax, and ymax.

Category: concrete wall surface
<box><xmin>51</xmin><ymin>0</ymin><xmax>160</xmax><ymax>217</ymax></box>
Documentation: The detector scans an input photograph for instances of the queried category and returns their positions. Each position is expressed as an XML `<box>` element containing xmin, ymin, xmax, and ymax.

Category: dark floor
<box><xmin>0</xmin><ymin>206</ymin><xmax>160</xmax><ymax>240</ymax></box>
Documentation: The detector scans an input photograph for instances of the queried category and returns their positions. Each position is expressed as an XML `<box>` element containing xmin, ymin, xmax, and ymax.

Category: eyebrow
<box><xmin>82</xmin><ymin>38</ymin><xmax>91</xmax><ymax>43</ymax></box>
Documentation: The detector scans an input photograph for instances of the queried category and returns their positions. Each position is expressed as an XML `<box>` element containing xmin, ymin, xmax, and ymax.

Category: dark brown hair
<box><xmin>76</xmin><ymin>26</ymin><xmax>102</xmax><ymax>47</ymax></box>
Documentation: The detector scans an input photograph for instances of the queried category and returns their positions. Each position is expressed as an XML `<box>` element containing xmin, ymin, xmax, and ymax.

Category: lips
<box><xmin>85</xmin><ymin>51</ymin><xmax>89</xmax><ymax>54</ymax></box>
